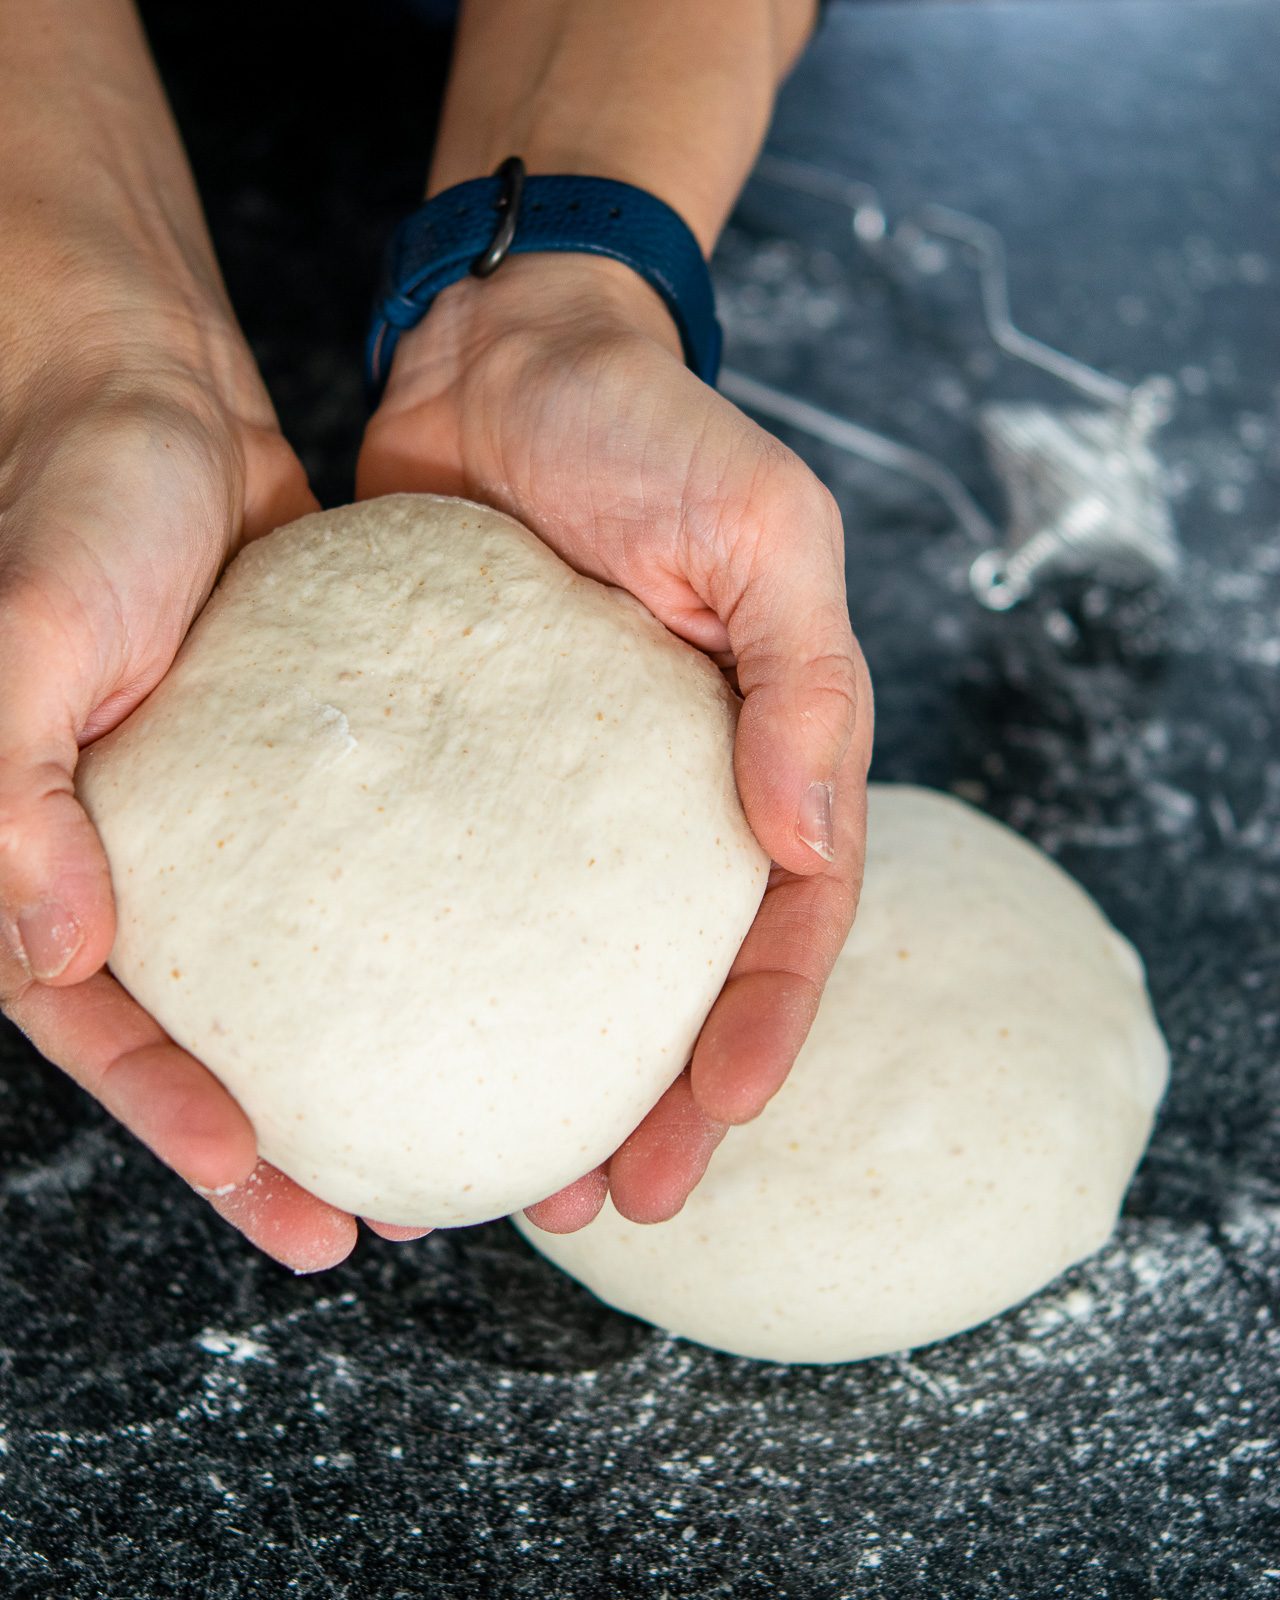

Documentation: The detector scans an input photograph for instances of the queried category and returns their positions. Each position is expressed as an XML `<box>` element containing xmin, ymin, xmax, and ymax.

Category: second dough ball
<box><xmin>77</xmin><ymin>494</ymin><xmax>768</xmax><ymax>1226</ymax></box>
<box><xmin>515</xmin><ymin>786</ymin><xmax>1168</xmax><ymax>1362</ymax></box>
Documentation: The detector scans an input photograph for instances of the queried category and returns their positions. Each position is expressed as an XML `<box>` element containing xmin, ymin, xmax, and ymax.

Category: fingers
<box><xmin>10</xmin><ymin>969</ymin><xmax>358</xmax><ymax>1272</ymax></box>
<box><xmin>0</xmin><ymin>383</ymin><xmax>337</xmax><ymax>1269</ymax></box>
<box><xmin>522</xmin><ymin>1164</ymin><xmax>610</xmax><ymax>1233</ymax></box>
<box><xmin>692</xmin><ymin>964</ymin><xmax>821</xmax><ymax>1127</ymax></box>
<box><xmin>0</xmin><ymin>779</ymin><xmax>114</xmax><ymax>986</ymax></box>
<box><xmin>523</xmin><ymin>1074</ymin><xmax>729</xmax><ymax>1234</ymax></box>
<box><xmin>6</xmin><ymin>970</ymin><xmax>258</xmax><ymax>1193</ymax></box>
<box><xmin>0</xmin><ymin>407</ymin><xmax>317</xmax><ymax>988</ymax></box>
<box><xmin>691</xmin><ymin>775</ymin><xmax>867</xmax><ymax>1125</ymax></box>
<box><xmin>204</xmin><ymin>1161</ymin><xmax>358</xmax><ymax>1274</ymax></box>
<box><xmin>678</xmin><ymin>440</ymin><xmax>872</xmax><ymax>1123</ymax></box>
<box><xmin>0</xmin><ymin>593</ymin><xmax>117</xmax><ymax>986</ymax></box>
<box><xmin>9</xmin><ymin>966</ymin><xmax>365</xmax><ymax>1272</ymax></box>
<box><xmin>606</xmin><ymin>1071</ymin><xmax>727</xmax><ymax>1225</ymax></box>
<box><xmin>721</xmin><ymin>486</ymin><xmax>870</xmax><ymax>878</ymax></box>
<box><xmin>362</xmin><ymin>1219</ymin><xmax>434</xmax><ymax>1242</ymax></box>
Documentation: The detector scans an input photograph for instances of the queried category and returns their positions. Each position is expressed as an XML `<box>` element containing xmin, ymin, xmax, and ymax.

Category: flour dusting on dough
<box><xmin>296</xmin><ymin>690</ymin><xmax>358</xmax><ymax>758</ymax></box>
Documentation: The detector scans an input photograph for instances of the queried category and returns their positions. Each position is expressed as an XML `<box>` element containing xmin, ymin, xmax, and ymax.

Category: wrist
<box><xmin>0</xmin><ymin>218</ymin><xmax>269</xmax><ymax>438</ymax></box>
<box><xmin>383</xmin><ymin>252</ymin><xmax>685</xmax><ymax>406</ymax></box>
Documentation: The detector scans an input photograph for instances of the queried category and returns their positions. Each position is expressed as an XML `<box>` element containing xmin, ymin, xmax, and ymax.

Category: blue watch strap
<box><xmin>365</xmin><ymin>165</ymin><xmax>722</xmax><ymax>402</ymax></box>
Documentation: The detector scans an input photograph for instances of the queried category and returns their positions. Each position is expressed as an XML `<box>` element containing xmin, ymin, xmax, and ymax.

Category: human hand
<box><xmin>358</xmin><ymin>253</ymin><xmax>873</xmax><ymax>1232</ymax></box>
<box><xmin>0</xmin><ymin>0</ymin><xmax>452</xmax><ymax>1269</ymax></box>
<box><xmin>0</xmin><ymin>295</ymin><xmax>404</xmax><ymax>1271</ymax></box>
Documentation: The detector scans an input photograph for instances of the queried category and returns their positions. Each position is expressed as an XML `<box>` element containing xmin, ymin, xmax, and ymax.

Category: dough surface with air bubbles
<box><xmin>77</xmin><ymin>494</ymin><xmax>769</xmax><ymax>1226</ymax></box>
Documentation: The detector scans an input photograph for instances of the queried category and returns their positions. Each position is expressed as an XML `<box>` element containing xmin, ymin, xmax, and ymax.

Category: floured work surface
<box><xmin>0</xmin><ymin>0</ymin><xmax>1276</xmax><ymax>1594</ymax></box>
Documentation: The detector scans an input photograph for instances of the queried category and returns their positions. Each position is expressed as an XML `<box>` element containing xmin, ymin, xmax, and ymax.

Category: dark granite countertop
<box><xmin>2</xmin><ymin>2</ymin><xmax>1277</xmax><ymax>1595</ymax></box>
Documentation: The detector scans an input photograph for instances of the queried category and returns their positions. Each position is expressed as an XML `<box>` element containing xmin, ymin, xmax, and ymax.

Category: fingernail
<box><xmin>16</xmin><ymin>900</ymin><xmax>83</xmax><ymax>980</ymax></box>
<box><xmin>797</xmin><ymin>781</ymin><xmax>835</xmax><ymax>863</ymax></box>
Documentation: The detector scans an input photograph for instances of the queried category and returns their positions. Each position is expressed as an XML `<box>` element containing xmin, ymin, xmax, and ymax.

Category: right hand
<box><xmin>0</xmin><ymin>299</ymin><xmax>372</xmax><ymax>1271</ymax></box>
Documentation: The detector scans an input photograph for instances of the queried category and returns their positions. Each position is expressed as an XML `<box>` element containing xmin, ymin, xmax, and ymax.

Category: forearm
<box><xmin>430</xmin><ymin>0</ymin><xmax>817</xmax><ymax>254</ymax></box>
<box><xmin>0</xmin><ymin>0</ymin><xmax>237</xmax><ymax>402</ymax></box>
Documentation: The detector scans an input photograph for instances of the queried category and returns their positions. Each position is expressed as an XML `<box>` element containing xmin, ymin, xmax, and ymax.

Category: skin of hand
<box><xmin>0</xmin><ymin>307</ymin><xmax>404</xmax><ymax>1271</ymax></box>
<box><xmin>358</xmin><ymin>252</ymin><xmax>873</xmax><ymax>1232</ymax></box>
<box><xmin>0</xmin><ymin>0</ymin><xmax>417</xmax><ymax>1273</ymax></box>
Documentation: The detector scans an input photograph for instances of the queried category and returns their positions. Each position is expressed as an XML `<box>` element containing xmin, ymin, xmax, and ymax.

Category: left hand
<box><xmin>358</xmin><ymin>253</ymin><xmax>873</xmax><ymax>1233</ymax></box>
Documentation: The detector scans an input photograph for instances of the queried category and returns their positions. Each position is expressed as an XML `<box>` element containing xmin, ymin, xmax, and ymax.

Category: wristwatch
<box><xmin>365</xmin><ymin>157</ymin><xmax>723</xmax><ymax>402</ymax></box>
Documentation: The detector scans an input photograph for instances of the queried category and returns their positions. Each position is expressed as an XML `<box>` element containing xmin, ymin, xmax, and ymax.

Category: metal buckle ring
<box><xmin>470</xmin><ymin>156</ymin><xmax>527</xmax><ymax>279</ymax></box>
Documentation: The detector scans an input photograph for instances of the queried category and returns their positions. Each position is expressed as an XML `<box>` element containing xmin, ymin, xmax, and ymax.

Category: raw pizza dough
<box><xmin>77</xmin><ymin>494</ymin><xmax>768</xmax><ymax>1226</ymax></box>
<box><xmin>515</xmin><ymin>785</ymin><xmax>1168</xmax><ymax>1363</ymax></box>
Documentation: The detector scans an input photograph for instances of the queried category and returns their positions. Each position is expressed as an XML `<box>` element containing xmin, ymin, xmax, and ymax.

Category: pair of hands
<box><xmin>0</xmin><ymin>252</ymin><xmax>871</xmax><ymax>1271</ymax></box>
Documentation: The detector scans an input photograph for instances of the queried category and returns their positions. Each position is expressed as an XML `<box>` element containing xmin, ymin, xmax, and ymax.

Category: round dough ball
<box><xmin>77</xmin><ymin>495</ymin><xmax>768</xmax><ymax>1226</ymax></box>
<box><xmin>514</xmin><ymin>785</ymin><xmax>1168</xmax><ymax>1363</ymax></box>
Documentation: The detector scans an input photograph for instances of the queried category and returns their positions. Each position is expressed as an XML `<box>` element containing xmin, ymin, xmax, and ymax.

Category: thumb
<box><xmin>0</xmin><ymin>584</ymin><xmax>116</xmax><ymax>989</ymax></box>
<box><xmin>724</xmin><ymin>506</ymin><xmax>870</xmax><ymax>876</ymax></box>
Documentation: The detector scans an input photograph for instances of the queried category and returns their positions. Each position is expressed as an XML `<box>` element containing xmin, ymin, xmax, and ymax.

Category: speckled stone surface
<box><xmin>2</xmin><ymin>2</ymin><xmax>1278</xmax><ymax>1596</ymax></box>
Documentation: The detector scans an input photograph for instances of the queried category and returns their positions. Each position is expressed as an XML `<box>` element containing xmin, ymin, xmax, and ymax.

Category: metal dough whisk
<box><xmin>723</xmin><ymin>155</ymin><xmax>1180</xmax><ymax>611</ymax></box>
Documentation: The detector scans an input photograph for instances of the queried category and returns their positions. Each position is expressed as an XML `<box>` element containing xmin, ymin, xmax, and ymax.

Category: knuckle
<box><xmin>809</xmin><ymin>641</ymin><xmax>860</xmax><ymax>701</ymax></box>
<box><xmin>798</xmin><ymin>475</ymin><xmax>843</xmax><ymax>539</ymax></box>
<box><xmin>758</xmin><ymin>450</ymin><xmax>841</xmax><ymax>536</ymax></box>
<box><xmin>804</xmin><ymin>644</ymin><xmax>862</xmax><ymax>735</ymax></box>
<box><xmin>0</xmin><ymin>753</ymin><xmax>77</xmax><ymax>880</ymax></box>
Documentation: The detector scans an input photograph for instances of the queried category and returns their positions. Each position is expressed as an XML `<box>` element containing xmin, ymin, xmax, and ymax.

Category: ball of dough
<box><xmin>77</xmin><ymin>495</ymin><xmax>768</xmax><ymax>1226</ymax></box>
<box><xmin>514</xmin><ymin>785</ymin><xmax>1168</xmax><ymax>1363</ymax></box>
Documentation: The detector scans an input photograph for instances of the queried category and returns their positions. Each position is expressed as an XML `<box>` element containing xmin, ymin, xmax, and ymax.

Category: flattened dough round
<box><xmin>77</xmin><ymin>494</ymin><xmax>768</xmax><ymax>1226</ymax></box>
<box><xmin>515</xmin><ymin>786</ymin><xmax>1168</xmax><ymax>1363</ymax></box>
